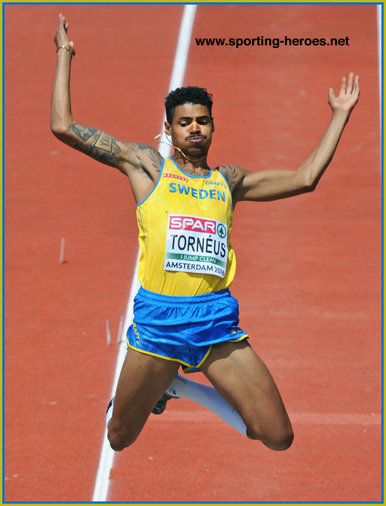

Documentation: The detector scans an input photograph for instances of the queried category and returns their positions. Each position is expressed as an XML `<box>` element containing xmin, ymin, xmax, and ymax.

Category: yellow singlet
<box><xmin>136</xmin><ymin>157</ymin><xmax>237</xmax><ymax>296</ymax></box>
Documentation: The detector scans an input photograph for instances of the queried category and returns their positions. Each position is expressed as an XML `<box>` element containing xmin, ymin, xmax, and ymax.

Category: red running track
<box><xmin>4</xmin><ymin>3</ymin><xmax>381</xmax><ymax>503</ymax></box>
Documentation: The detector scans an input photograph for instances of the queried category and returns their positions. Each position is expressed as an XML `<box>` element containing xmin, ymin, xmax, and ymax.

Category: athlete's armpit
<box><xmin>133</xmin><ymin>143</ymin><xmax>163</xmax><ymax>176</ymax></box>
<box><xmin>218</xmin><ymin>164</ymin><xmax>245</xmax><ymax>201</ymax></box>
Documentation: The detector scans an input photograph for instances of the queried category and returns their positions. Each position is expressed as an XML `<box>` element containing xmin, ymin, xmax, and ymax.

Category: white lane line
<box><xmin>91</xmin><ymin>256</ymin><xmax>139</xmax><ymax>503</ymax></box>
<box><xmin>91</xmin><ymin>4</ymin><xmax>197</xmax><ymax>502</ymax></box>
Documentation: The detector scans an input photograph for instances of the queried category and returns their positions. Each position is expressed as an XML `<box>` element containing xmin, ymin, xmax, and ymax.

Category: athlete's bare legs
<box><xmin>107</xmin><ymin>348</ymin><xmax>179</xmax><ymax>451</ymax></box>
<box><xmin>108</xmin><ymin>341</ymin><xmax>292</xmax><ymax>452</ymax></box>
<box><xmin>200</xmin><ymin>340</ymin><xmax>293</xmax><ymax>451</ymax></box>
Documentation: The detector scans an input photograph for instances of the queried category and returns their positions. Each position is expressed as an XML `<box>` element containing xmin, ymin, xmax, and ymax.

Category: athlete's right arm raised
<box><xmin>50</xmin><ymin>14</ymin><xmax>161</xmax><ymax>202</ymax></box>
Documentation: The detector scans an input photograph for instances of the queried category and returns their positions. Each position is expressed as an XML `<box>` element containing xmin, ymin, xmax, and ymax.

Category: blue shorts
<box><xmin>127</xmin><ymin>287</ymin><xmax>248</xmax><ymax>372</ymax></box>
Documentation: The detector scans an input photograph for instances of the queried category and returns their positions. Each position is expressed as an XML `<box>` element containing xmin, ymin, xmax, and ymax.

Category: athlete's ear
<box><xmin>164</xmin><ymin>120</ymin><xmax>172</xmax><ymax>136</ymax></box>
<box><xmin>211</xmin><ymin>117</ymin><xmax>215</xmax><ymax>133</ymax></box>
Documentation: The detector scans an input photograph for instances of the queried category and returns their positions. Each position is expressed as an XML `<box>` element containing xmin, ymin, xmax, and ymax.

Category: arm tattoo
<box><xmin>71</xmin><ymin>123</ymin><xmax>122</xmax><ymax>169</ymax></box>
<box><xmin>70</xmin><ymin>123</ymin><xmax>162</xmax><ymax>178</ymax></box>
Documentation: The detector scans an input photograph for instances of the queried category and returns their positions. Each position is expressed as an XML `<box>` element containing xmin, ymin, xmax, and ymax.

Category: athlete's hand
<box><xmin>328</xmin><ymin>73</ymin><xmax>360</xmax><ymax>116</ymax></box>
<box><xmin>54</xmin><ymin>13</ymin><xmax>76</xmax><ymax>57</ymax></box>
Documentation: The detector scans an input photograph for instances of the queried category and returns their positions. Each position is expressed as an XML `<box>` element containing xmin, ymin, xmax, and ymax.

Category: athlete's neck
<box><xmin>172</xmin><ymin>150</ymin><xmax>209</xmax><ymax>175</ymax></box>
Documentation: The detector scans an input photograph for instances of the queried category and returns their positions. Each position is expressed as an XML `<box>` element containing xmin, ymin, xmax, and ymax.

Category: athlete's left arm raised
<box><xmin>229</xmin><ymin>73</ymin><xmax>360</xmax><ymax>203</ymax></box>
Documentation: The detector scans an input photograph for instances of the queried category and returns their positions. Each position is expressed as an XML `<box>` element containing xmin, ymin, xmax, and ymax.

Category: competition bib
<box><xmin>164</xmin><ymin>214</ymin><xmax>228</xmax><ymax>278</ymax></box>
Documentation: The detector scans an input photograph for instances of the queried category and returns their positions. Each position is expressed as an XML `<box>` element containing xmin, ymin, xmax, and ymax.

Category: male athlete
<box><xmin>51</xmin><ymin>14</ymin><xmax>360</xmax><ymax>452</ymax></box>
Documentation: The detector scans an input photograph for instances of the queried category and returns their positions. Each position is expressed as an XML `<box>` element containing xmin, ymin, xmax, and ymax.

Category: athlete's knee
<box><xmin>246</xmin><ymin>421</ymin><xmax>294</xmax><ymax>451</ymax></box>
<box><xmin>264</xmin><ymin>429</ymin><xmax>294</xmax><ymax>451</ymax></box>
<box><xmin>107</xmin><ymin>420</ymin><xmax>139</xmax><ymax>452</ymax></box>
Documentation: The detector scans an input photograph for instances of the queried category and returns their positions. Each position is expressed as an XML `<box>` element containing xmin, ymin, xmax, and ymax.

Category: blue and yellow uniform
<box><xmin>127</xmin><ymin>157</ymin><xmax>248</xmax><ymax>371</ymax></box>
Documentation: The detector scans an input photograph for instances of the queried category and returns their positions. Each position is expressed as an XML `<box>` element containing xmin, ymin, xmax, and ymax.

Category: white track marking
<box><xmin>59</xmin><ymin>237</ymin><xmax>65</xmax><ymax>263</ymax></box>
<box><xmin>91</xmin><ymin>5</ymin><xmax>197</xmax><ymax>502</ymax></box>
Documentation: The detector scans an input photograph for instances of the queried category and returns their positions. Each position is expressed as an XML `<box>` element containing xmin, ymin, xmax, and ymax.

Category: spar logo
<box><xmin>217</xmin><ymin>223</ymin><xmax>226</xmax><ymax>238</ymax></box>
<box><xmin>169</xmin><ymin>215</ymin><xmax>217</xmax><ymax>234</ymax></box>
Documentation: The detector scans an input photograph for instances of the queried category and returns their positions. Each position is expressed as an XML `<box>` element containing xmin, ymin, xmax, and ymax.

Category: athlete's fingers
<box><xmin>346</xmin><ymin>72</ymin><xmax>354</xmax><ymax>94</ymax></box>
<box><xmin>58</xmin><ymin>12</ymin><xmax>68</xmax><ymax>32</ymax></box>
<box><xmin>339</xmin><ymin>76</ymin><xmax>347</xmax><ymax>96</ymax></box>
<box><xmin>353</xmin><ymin>75</ymin><xmax>360</xmax><ymax>96</ymax></box>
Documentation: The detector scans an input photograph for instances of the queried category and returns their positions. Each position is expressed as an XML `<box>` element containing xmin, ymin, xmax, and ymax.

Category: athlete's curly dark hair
<box><xmin>165</xmin><ymin>86</ymin><xmax>213</xmax><ymax>123</ymax></box>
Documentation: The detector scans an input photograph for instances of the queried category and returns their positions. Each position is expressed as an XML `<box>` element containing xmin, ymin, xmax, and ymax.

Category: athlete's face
<box><xmin>165</xmin><ymin>103</ymin><xmax>214</xmax><ymax>157</ymax></box>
